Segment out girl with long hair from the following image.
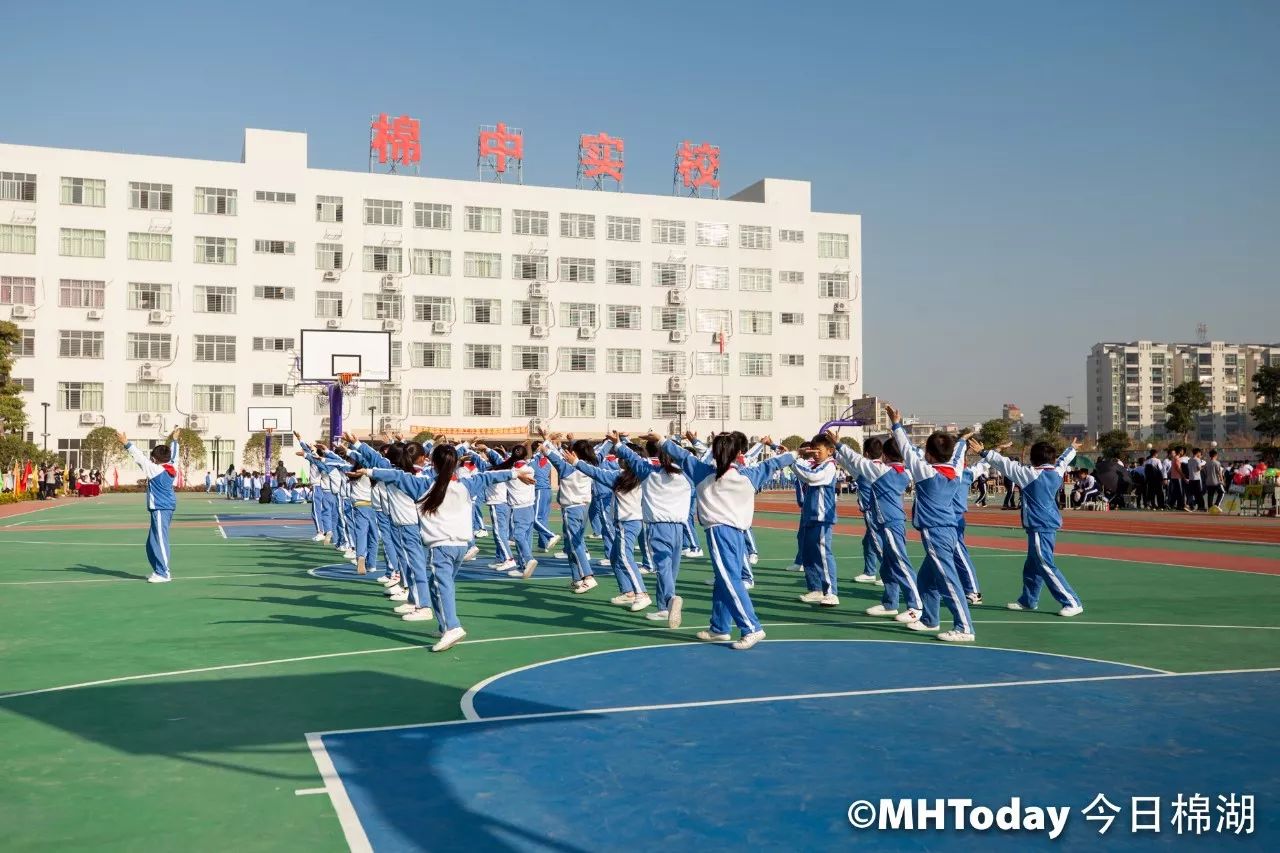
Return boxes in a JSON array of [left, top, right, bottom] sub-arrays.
[[538, 432, 597, 592], [564, 437, 650, 611], [496, 443, 539, 579]]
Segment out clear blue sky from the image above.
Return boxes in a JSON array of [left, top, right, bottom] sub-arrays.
[[4, 0, 1277, 425]]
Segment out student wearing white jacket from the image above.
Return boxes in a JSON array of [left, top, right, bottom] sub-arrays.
[[498, 444, 539, 579], [539, 433, 597, 592], [569, 439, 650, 612]]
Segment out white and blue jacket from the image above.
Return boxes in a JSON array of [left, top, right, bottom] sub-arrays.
[[126, 439, 179, 511], [662, 439, 795, 531], [790, 458, 838, 525], [982, 447, 1077, 532], [612, 441, 692, 524], [892, 423, 965, 530]]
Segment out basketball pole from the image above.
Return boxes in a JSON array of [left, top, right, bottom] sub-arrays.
[[328, 382, 344, 446], [264, 428, 273, 485]]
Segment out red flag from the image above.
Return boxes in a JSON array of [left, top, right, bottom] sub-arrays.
[[718, 330, 725, 354]]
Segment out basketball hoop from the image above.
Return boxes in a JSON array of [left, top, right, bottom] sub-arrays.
[[337, 372, 360, 394]]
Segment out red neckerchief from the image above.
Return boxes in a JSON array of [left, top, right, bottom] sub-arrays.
[[162, 464, 176, 477], [606, 454, 617, 462], [462, 460, 476, 470], [932, 464, 958, 481], [538, 457, 549, 468], [889, 463, 906, 473], [514, 460, 526, 469]]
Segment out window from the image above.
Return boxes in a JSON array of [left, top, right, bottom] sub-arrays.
[[128, 231, 172, 261], [362, 293, 403, 320], [652, 350, 687, 375], [59, 279, 105, 309], [464, 252, 500, 278], [818, 232, 849, 258], [411, 342, 451, 368], [414, 202, 451, 229], [652, 219, 686, 244], [465, 298, 500, 325], [779, 229, 804, 243], [194, 286, 236, 314], [1, 171, 37, 202], [696, 308, 730, 333], [0, 275, 36, 305], [62, 177, 106, 207], [512, 300, 549, 326], [254, 239, 295, 255], [252, 336, 295, 352], [740, 353, 773, 377], [58, 381, 104, 411], [465, 390, 500, 417], [652, 262, 686, 288], [124, 333, 171, 358], [410, 389, 451, 417], [606, 304, 641, 330], [129, 181, 172, 211], [465, 344, 501, 370], [126, 383, 171, 412], [740, 396, 772, 421], [780, 312, 804, 326], [364, 198, 402, 226], [819, 314, 849, 339], [59, 228, 106, 258], [780, 270, 804, 285], [559, 257, 595, 283], [742, 306, 768, 333], [194, 335, 237, 362], [255, 190, 296, 204], [652, 307, 687, 332], [14, 328, 34, 357], [315, 242, 344, 270], [558, 392, 596, 419], [695, 222, 729, 247], [193, 385, 236, 414], [560, 213, 596, 239], [559, 347, 596, 372], [820, 395, 850, 422], [254, 285, 295, 301], [653, 394, 684, 419], [780, 394, 804, 407], [0, 224, 36, 254], [58, 330, 104, 359], [251, 383, 293, 398], [694, 395, 729, 421], [512, 391, 547, 418], [411, 248, 451, 276], [818, 272, 850, 298], [560, 302, 597, 328], [739, 225, 771, 250], [390, 342, 404, 370], [606, 216, 640, 242], [739, 267, 772, 292], [315, 195, 343, 223], [513, 209, 548, 236], [607, 393, 641, 419], [375, 383, 403, 417], [694, 265, 728, 290], [606, 348, 641, 374], [195, 236, 236, 264], [464, 206, 501, 233], [696, 352, 729, 376], [413, 296, 452, 323], [606, 259, 639, 285], [781, 353, 805, 367], [196, 186, 237, 215], [819, 355, 850, 380], [512, 345, 548, 371], [363, 245, 403, 273], [513, 254, 548, 281]]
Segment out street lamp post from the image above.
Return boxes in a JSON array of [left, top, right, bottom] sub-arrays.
[[41, 402, 49, 451], [368, 406, 376, 437]]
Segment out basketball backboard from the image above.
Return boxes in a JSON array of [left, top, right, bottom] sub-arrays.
[[299, 329, 392, 382], [247, 406, 294, 432]]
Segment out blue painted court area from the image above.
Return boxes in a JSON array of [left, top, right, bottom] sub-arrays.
[[313, 642, 1278, 851], [216, 515, 316, 540]]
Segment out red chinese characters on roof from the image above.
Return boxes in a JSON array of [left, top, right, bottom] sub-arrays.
[[370, 113, 421, 165], [579, 132, 624, 183], [478, 123, 524, 174], [675, 140, 720, 191]]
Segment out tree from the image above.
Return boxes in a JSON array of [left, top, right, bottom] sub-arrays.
[[0, 320, 28, 435], [81, 426, 128, 470], [1097, 429, 1132, 459], [780, 435, 805, 450], [0, 435, 55, 469], [410, 430, 436, 445], [838, 436, 861, 453], [172, 427, 207, 479], [1164, 381, 1209, 442], [243, 433, 267, 470], [1039, 404, 1068, 436], [1250, 365, 1280, 443], [979, 418, 1011, 448]]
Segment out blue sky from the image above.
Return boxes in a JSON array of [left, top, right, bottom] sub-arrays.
[[3, 0, 1277, 425]]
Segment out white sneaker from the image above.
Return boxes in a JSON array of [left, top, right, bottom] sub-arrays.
[[668, 595, 684, 629], [393, 602, 417, 614], [865, 604, 898, 617], [1058, 605, 1084, 617], [343, 549, 357, 559], [853, 573, 879, 584], [146, 572, 171, 584], [744, 580, 755, 590], [432, 626, 466, 652], [629, 594, 652, 612], [686, 549, 704, 558], [784, 563, 804, 573], [637, 565, 653, 574], [1006, 602, 1028, 611], [819, 594, 840, 607], [748, 553, 759, 566], [474, 529, 489, 538], [388, 589, 409, 602], [311, 533, 326, 542], [646, 610, 670, 622], [894, 608, 922, 623], [462, 546, 480, 562], [554, 551, 569, 559], [799, 590, 825, 604], [521, 559, 537, 579], [378, 574, 398, 586], [696, 630, 731, 642], [573, 576, 598, 594], [348, 557, 358, 565], [905, 620, 939, 632], [937, 630, 976, 642], [681, 548, 695, 557], [384, 583, 404, 597], [587, 534, 603, 540], [489, 560, 517, 571], [543, 534, 561, 552], [610, 593, 636, 606], [966, 592, 983, 605], [732, 630, 766, 650], [595, 559, 611, 567], [402, 607, 434, 622]]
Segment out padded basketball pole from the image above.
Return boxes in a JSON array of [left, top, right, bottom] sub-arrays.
[[264, 432, 273, 480], [328, 382, 344, 445]]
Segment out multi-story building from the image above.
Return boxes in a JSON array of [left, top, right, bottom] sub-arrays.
[[0, 129, 862, 469], [1086, 341, 1280, 443]]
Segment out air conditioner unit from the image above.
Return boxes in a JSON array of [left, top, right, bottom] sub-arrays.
[[666, 289, 685, 305], [832, 300, 850, 313], [431, 320, 448, 335], [833, 383, 851, 396], [528, 372, 547, 390], [668, 376, 686, 393], [147, 309, 166, 324], [10, 305, 32, 319], [325, 318, 342, 329], [528, 282, 548, 299], [322, 270, 338, 281], [380, 274, 400, 292], [668, 330, 687, 344], [577, 326, 595, 340], [714, 331, 727, 346], [379, 416, 395, 432], [381, 318, 400, 332], [138, 363, 159, 382], [529, 324, 548, 339], [188, 415, 209, 432], [137, 413, 158, 426], [78, 412, 99, 426], [86, 309, 103, 320]]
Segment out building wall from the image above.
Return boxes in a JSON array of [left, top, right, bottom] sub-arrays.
[[1, 129, 862, 467]]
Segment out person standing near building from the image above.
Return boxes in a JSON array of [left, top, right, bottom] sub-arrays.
[[1203, 449, 1225, 509], [1185, 448, 1205, 511], [118, 427, 180, 583], [1144, 451, 1166, 510], [1167, 448, 1186, 510]]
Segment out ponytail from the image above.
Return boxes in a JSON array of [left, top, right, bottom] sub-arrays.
[[711, 433, 739, 480], [422, 444, 457, 514], [614, 443, 644, 494]]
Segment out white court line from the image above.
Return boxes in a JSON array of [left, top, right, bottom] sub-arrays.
[[294, 787, 328, 796], [0, 572, 278, 586], [305, 734, 373, 853], [214, 514, 227, 539]]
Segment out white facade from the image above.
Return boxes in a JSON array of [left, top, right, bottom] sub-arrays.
[[1086, 340, 1280, 443], [0, 129, 862, 468]]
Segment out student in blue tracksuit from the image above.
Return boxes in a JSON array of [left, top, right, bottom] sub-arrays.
[[586, 439, 617, 565], [467, 446, 515, 570], [953, 456, 987, 604], [531, 450, 560, 552], [613, 435, 691, 628], [784, 448, 810, 573], [790, 433, 841, 606], [539, 433, 596, 591], [662, 432, 795, 650], [889, 405, 975, 642], [975, 435, 1084, 616], [570, 441, 650, 612], [852, 437, 884, 584], [496, 444, 540, 579], [119, 427, 180, 583], [341, 446, 378, 576]]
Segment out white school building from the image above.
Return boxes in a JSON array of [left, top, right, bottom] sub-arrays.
[[1, 128, 862, 469]]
